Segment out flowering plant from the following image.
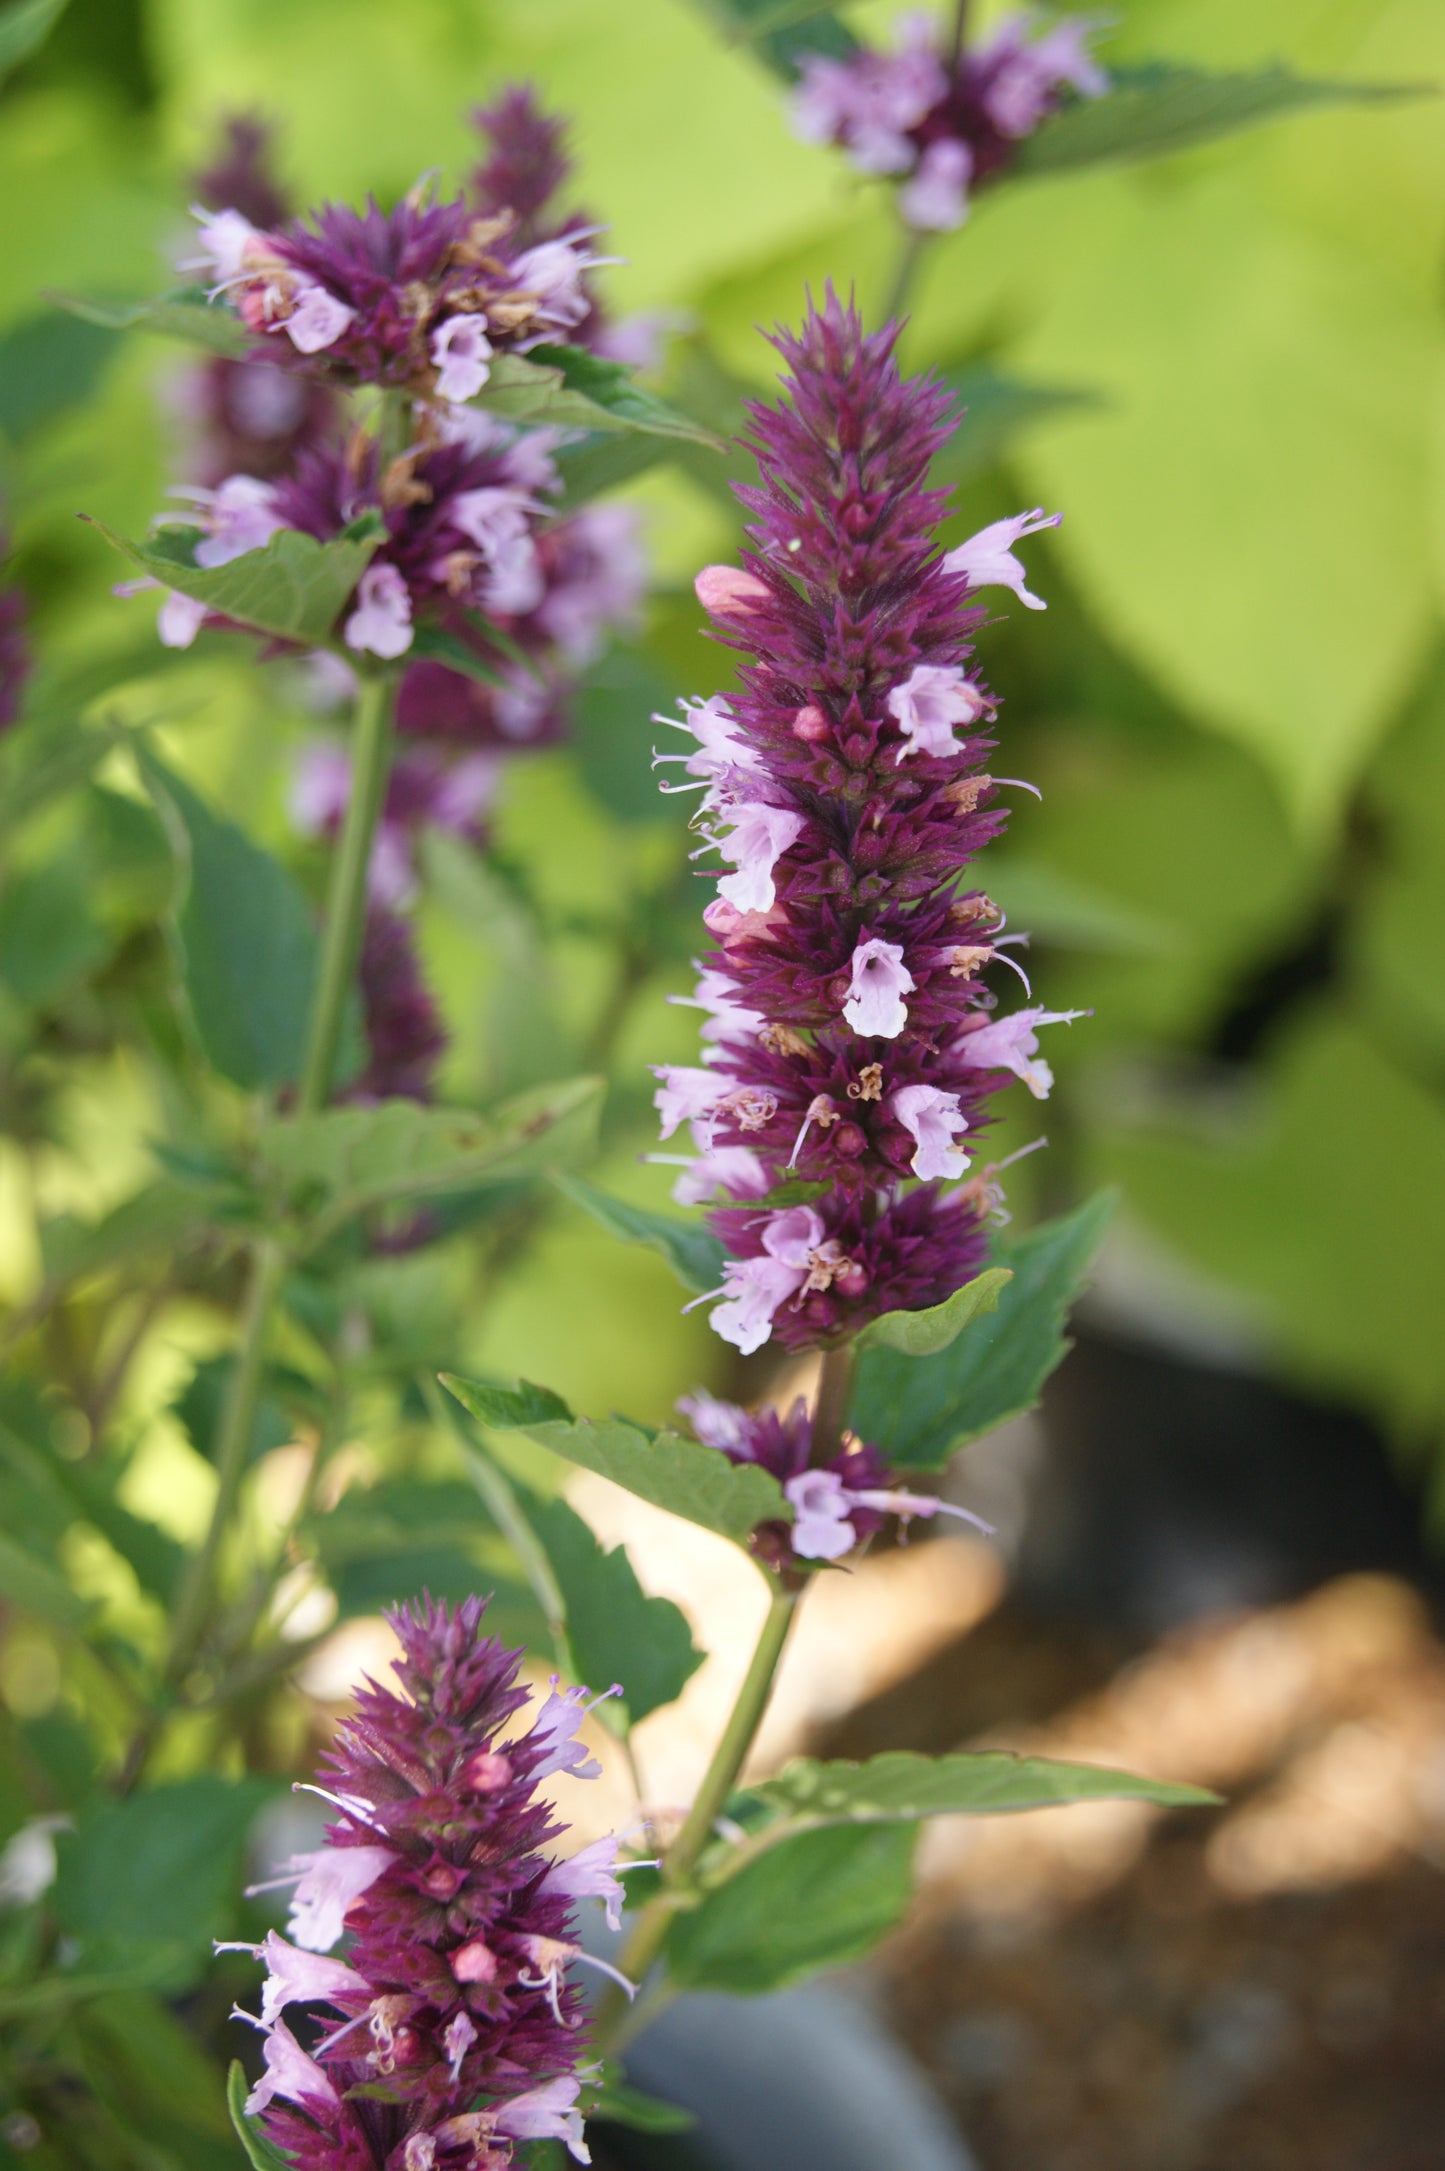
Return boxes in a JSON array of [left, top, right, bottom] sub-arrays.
[[0, 9, 1411, 2168]]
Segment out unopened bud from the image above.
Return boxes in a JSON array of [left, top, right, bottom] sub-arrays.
[[695, 564, 769, 616], [452, 1940, 499, 1984], [833, 1122, 867, 1159], [793, 703, 830, 743], [836, 1261, 870, 1297], [461, 1749, 511, 1792], [421, 1859, 465, 1900]]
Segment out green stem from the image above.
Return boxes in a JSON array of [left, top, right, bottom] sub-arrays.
[[811, 1342, 856, 1463], [947, 0, 969, 71], [593, 1585, 797, 2051], [884, 226, 931, 324], [422, 1374, 570, 1663], [298, 668, 396, 1113]]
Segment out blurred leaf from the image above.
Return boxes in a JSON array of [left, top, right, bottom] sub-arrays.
[[1016, 62, 1424, 178], [77, 1994, 233, 2146], [441, 1376, 787, 1546], [987, 855, 1175, 957], [84, 513, 384, 646], [139, 752, 325, 1092], [51, 285, 252, 359], [554, 1174, 726, 1294], [0, 850, 111, 1007], [932, 365, 1101, 487], [555, 431, 674, 511], [0, 0, 67, 81], [173, 1356, 296, 1469], [854, 1267, 1012, 1355], [51, 1777, 272, 1991], [407, 624, 507, 686], [481, 347, 724, 447], [667, 1823, 915, 1993], [748, 1749, 1217, 1839], [0, 1532, 91, 1628], [227, 2064, 292, 2171], [257, 1077, 602, 1246], [592, 2077, 695, 2133], [37, 1182, 204, 1287], [688, 0, 856, 74], [531, 1493, 702, 1727], [0, 310, 114, 441], [850, 1194, 1114, 1469], [572, 643, 684, 823]]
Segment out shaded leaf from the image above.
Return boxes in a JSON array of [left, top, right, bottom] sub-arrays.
[[0, 0, 66, 80], [139, 751, 325, 1092], [0, 309, 115, 441], [555, 431, 674, 511], [52, 284, 253, 359], [667, 1823, 915, 1993], [531, 1494, 702, 1727], [480, 348, 723, 447], [173, 1356, 297, 1469], [571, 643, 684, 824], [84, 512, 384, 646], [0, 850, 112, 1007], [227, 2063, 293, 2171], [592, 2078, 695, 2134], [849, 1194, 1115, 1468], [1016, 62, 1424, 178], [441, 1375, 787, 1546], [932, 364, 1101, 487], [689, 0, 856, 75], [408, 623, 507, 686], [0, 1531, 91, 1628], [854, 1267, 1012, 1355], [554, 1173, 726, 1294], [749, 1748, 1218, 1838], [443, 1378, 572, 1428], [37, 1181, 206, 1287]]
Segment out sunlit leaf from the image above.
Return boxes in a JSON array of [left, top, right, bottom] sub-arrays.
[[480, 347, 723, 447], [853, 1267, 1012, 1355], [84, 512, 384, 646], [531, 1493, 702, 1727], [667, 1823, 916, 1993], [748, 1748, 1218, 1837], [51, 284, 252, 359]]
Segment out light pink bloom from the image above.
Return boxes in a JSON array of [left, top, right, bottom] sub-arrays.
[[715, 801, 806, 912], [708, 1255, 808, 1356], [892, 1083, 971, 1180], [247, 1842, 393, 1954], [652, 1064, 727, 1141], [954, 1004, 1084, 1098], [539, 1834, 629, 1932], [843, 936, 915, 1038], [344, 562, 413, 658], [441, 2010, 477, 2084], [887, 662, 989, 761], [668, 1141, 770, 1206], [284, 283, 355, 354], [157, 590, 207, 648], [448, 484, 543, 615], [191, 475, 283, 567], [677, 1389, 752, 1453], [496, 2074, 590, 2162], [694, 565, 770, 617], [526, 1677, 617, 1780], [250, 1931, 365, 2026], [536, 504, 647, 663], [242, 2015, 341, 2117], [943, 508, 1061, 610], [676, 963, 766, 1043], [900, 138, 974, 231], [513, 236, 598, 335], [187, 205, 258, 283], [785, 1469, 858, 1560], [654, 694, 761, 796], [980, 13, 1110, 138], [592, 309, 680, 371], [791, 25, 945, 173], [431, 312, 493, 402]]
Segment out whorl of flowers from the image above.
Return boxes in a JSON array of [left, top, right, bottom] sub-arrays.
[[651, 294, 1082, 1356], [232, 1596, 637, 2169], [792, 8, 1109, 231]]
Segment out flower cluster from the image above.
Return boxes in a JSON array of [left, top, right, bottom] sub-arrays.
[[233, 1595, 639, 2169], [680, 1389, 987, 1571], [792, 8, 1109, 231], [651, 295, 1082, 1356]]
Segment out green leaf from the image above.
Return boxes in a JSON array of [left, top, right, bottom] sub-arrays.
[[0, 1531, 92, 1628], [0, 309, 115, 441], [667, 1823, 916, 1993], [854, 1267, 1012, 1355], [257, 1077, 602, 1246], [139, 751, 327, 1093], [592, 2077, 696, 2134], [443, 1377, 573, 1428], [554, 1174, 726, 1295], [173, 1355, 297, 1468], [1016, 62, 1425, 178], [689, 0, 856, 75], [37, 1181, 205, 1287], [51, 285, 253, 359], [850, 1194, 1114, 1470], [83, 512, 384, 646], [227, 2062, 294, 2171], [440, 1376, 787, 1546], [932, 364, 1101, 487], [555, 431, 675, 511], [531, 1494, 702, 1727], [407, 623, 508, 686], [749, 1749, 1219, 1837], [51, 1777, 273, 1992], [480, 348, 723, 447], [0, 850, 112, 1007], [0, 0, 67, 81], [571, 643, 685, 824]]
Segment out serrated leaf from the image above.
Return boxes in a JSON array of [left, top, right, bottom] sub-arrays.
[[854, 1267, 1012, 1355], [1016, 61, 1423, 178], [84, 512, 384, 646], [480, 348, 723, 448], [257, 1078, 602, 1246], [849, 1193, 1114, 1469], [0, 0, 67, 81], [750, 1749, 1219, 1836], [554, 1174, 726, 1295], [139, 751, 327, 1092], [227, 2063, 294, 2171], [531, 1494, 702, 1728], [52, 285, 253, 359], [441, 1375, 787, 1546], [667, 1822, 916, 1994]]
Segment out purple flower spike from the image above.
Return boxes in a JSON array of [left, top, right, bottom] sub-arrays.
[[235, 1596, 628, 2168], [652, 294, 1083, 1356], [792, 8, 1110, 230]]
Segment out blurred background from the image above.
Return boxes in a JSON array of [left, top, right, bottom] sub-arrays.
[[2, 1, 1444, 2166]]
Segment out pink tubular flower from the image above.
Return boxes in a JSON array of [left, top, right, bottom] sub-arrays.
[[495, 2074, 590, 2161], [344, 561, 414, 657], [888, 661, 990, 762], [900, 137, 974, 231], [942, 508, 1062, 610], [247, 1841, 393, 1953], [714, 800, 806, 912], [954, 1004, 1085, 1098], [843, 936, 915, 1038], [430, 311, 493, 402], [892, 1082, 970, 1180]]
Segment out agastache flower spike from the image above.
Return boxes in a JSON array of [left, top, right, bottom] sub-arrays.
[[650, 293, 1080, 1359], [790, 8, 1110, 231], [235, 1595, 632, 2168]]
